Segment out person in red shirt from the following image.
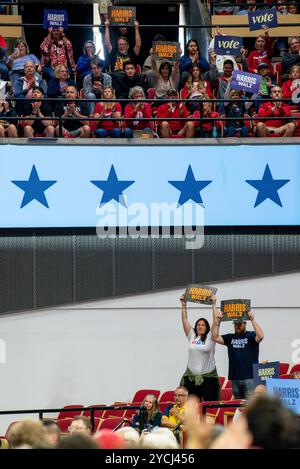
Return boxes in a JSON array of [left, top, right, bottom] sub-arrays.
[[93, 86, 122, 138], [247, 27, 273, 74], [282, 65, 300, 105], [181, 64, 212, 100], [191, 97, 221, 137], [256, 86, 296, 137], [123, 86, 152, 138], [156, 89, 194, 138]]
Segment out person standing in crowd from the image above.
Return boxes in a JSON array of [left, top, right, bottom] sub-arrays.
[[211, 299, 264, 399], [104, 18, 141, 72], [247, 27, 273, 74], [132, 394, 162, 433], [281, 37, 300, 82], [161, 386, 188, 432], [180, 39, 210, 88], [147, 48, 180, 100], [40, 27, 76, 80], [179, 294, 220, 401]]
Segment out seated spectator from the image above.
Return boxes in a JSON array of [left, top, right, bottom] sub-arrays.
[[123, 86, 153, 138], [247, 28, 273, 74], [256, 85, 296, 137], [105, 19, 141, 72], [208, 26, 239, 73], [6, 40, 41, 85], [111, 60, 147, 108], [132, 394, 162, 433], [0, 99, 18, 137], [54, 84, 90, 138], [68, 416, 92, 436], [255, 62, 276, 112], [213, 0, 240, 15], [288, 1, 298, 14], [83, 58, 111, 115], [181, 64, 213, 102], [42, 420, 61, 448], [147, 49, 180, 99], [47, 65, 76, 110], [276, 0, 288, 15], [282, 65, 300, 105], [208, 56, 234, 112], [224, 89, 251, 137], [40, 27, 76, 80], [13, 61, 47, 115], [93, 86, 122, 138], [236, 0, 258, 15], [156, 89, 194, 138], [191, 98, 221, 138], [76, 40, 103, 83], [20, 86, 54, 138], [161, 386, 188, 431], [180, 39, 210, 87], [7, 420, 48, 449], [0, 33, 8, 80], [281, 37, 300, 82]]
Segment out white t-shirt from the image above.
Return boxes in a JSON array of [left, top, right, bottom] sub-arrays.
[[187, 329, 216, 376]]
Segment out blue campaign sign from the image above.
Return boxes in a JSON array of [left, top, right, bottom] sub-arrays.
[[0, 144, 299, 228], [43, 9, 68, 29], [248, 8, 278, 31], [266, 379, 300, 414], [214, 35, 243, 56], [253, 362, 280, 387], [231, 70, 262, 94]]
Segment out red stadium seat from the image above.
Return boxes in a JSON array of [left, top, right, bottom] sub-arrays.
[[82, 405, 107, 419], [215, 400, 243, 426], [225, 380, 232, 388], [274, 62, 282, 86], [280, 373, 293, 379], [199, 400, 220, 419], [219, 376, 226, 388], [221, 387, 233, 401], [99, 417, 129, 431], [57, 405, 84, 420], [131, 389, 160, 403], [290, 364, 300, 374], [103, 408, 126, 419], [279, 363, 290, 375], [159, 390, 174, 403]]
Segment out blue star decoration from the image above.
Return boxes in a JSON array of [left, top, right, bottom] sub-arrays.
[[12, 165, 57, 209], [168, 165, 212, 206], [246, 164, 290, 208], [91, 165, 135, 207]]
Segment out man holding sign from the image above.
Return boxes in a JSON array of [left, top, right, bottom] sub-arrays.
[[212, 298, 264, 399]]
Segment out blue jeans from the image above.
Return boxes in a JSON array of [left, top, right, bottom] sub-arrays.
[[95, 128, 121, 138], [232, 379, 254, 399], [227, 126, 249, 137], [123, 128, 134, 138]]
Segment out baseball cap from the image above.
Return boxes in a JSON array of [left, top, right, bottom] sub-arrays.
[[233, 319, 246, 324], [257, 62, 269, 69], [167, 88, 178, 96]]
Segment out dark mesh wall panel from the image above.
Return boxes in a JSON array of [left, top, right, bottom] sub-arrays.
[[0, 236, 33, 313], [233, 233, 273, 278], [194, 233, 232, 283], [154, 238, 193, 289], [274, 234, 300, 273], [35, 233, 73, 308], [75, 235, 114, 301], [115, 238, 153, 295]]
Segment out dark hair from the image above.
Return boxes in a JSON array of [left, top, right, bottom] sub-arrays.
[[123, 59, 135, 70], [92, 75, 103, 84], [31, 86, 44, 95], [56, 434, 98, 449], [224, 59, 234, 68], [90, 58, 104, 69], [153, 34, 167, 42], [159, 61, 172, 77], [194, 317, 210, 342], [185, 38, 200, 56]]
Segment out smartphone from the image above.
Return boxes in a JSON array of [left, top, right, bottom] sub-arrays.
[[14, 48, 19, 56]]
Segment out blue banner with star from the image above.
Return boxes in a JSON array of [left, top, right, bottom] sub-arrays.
[[0, 144, 299, 228]]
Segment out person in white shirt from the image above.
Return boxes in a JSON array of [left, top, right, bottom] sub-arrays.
[[179, 295, 220, 401]]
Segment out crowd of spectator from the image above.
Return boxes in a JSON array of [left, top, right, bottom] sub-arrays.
[[0, 1, 300, 139]]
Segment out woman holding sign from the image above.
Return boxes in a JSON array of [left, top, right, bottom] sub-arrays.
[[179, 294, 220, 402]]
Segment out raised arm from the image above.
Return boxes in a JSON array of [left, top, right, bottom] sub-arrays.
[[180, 294, 192, 337], [248, 311, 264, 343], [104, 19, 113, 54], [133, 20, 141, 57], [211, 295, 224, 345]]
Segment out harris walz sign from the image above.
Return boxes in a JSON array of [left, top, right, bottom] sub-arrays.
[[185, 284, 217, 305], [220, 299, 250, 322], [108, 6, 136, 26]]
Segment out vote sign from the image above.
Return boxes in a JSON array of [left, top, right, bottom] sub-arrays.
[[214, 35, 243, 56], [248, 8, 278, 31]]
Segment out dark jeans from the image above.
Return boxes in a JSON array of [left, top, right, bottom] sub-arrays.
[[227, 126, 249, 137], [232, 378, 254, 399], [182, 376, 220, 402]]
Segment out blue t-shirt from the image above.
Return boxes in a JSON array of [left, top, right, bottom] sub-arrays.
[[222, 331, 259, 380]]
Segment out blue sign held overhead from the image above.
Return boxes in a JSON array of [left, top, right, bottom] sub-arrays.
[[231, 70, 262, 94], [214, 35, 243, 56], [253, 361, 280, 387], [43, 9, 68, 29], [266, 378, 300, 414], [248, 7, 278, 31]]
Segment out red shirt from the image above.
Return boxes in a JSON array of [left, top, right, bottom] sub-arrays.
[[181, 80, 212, 99], [257, 101, 291, 128], [156, 102, 189, 131], [93, 102, 122, 130], [192, 110, 221, 132], [123, 103, 152, 129], [247, 37, 273, 73]]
